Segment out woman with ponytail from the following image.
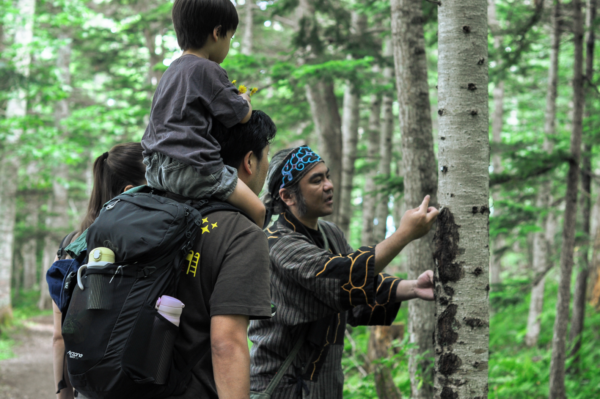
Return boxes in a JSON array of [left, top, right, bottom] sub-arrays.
[[52, 143, 146, 399]]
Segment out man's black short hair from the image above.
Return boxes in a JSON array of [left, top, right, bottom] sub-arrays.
[[172, 0, 239, 50], [212, 110, 277, 169]]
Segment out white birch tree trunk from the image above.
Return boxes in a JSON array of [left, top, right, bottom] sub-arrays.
[[242, 0, 253, 55], [374, 41, 394, 243], [361, 94, 381, 246], [548, 0, 585, 395], [391, 0, 437, 396], [525, 0, 561, 347], [0, 0, 36, 323], [39, 34, 72, 310], [434, 1, 489, 397]]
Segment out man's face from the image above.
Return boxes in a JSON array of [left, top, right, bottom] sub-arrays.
[[297, 162, 334, 218], [246, 144, 270, 195], [211, 29, 234, 64]]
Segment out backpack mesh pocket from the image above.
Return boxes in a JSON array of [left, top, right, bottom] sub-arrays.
[[123, 305, 178, 384]]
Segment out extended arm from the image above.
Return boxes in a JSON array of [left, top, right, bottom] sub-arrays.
[[394, 270, 435, 302], [239, 93, 252, 123], [211, 314, 251, 399], [374, 195, 439, 275]]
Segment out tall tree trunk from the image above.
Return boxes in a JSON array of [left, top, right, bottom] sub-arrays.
[[368, 325, 404, 399], [339, 12, 366, 237], [568, 0, 595, 367], [296, 0, 343, 224], [143, 27, 165, 88], [0, 0, 36, 324], [589, 201, 600, 307], [433, 1, 489, 398], [374, 41, 394, 243], [525, 0, 561, 347], [22, 190, 40, 290], [39, 34, 72, 310], [305, 80, 343, 224], [242, 0, 253, 55], [488, 0, 505, 286], [548, 0, 585, 396], [362, 94, 382, 246], [391, 1, 437, 396]]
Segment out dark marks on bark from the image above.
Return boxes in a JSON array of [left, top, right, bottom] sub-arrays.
[[437, 304, 459, 346], [473, 267, 483, 276], [444, 286, 455, 296], [462, 25, 471, 33], [468, 83, 477, 91], [464, 317, 488, 329], [441, 386, 459, 399], [439, 352, 462, 376], [433, 207, 462, 284]]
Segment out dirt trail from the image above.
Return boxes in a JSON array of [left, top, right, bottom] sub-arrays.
[[0, 314, 56, 399]]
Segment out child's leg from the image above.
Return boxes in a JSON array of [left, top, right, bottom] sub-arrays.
[[146, 153, 265, 227]]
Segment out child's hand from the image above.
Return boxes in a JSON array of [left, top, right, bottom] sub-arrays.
[[240, 92, 251, 103]]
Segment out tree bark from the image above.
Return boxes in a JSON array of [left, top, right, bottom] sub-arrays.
[[525, 0, 561, 348], [589, 202, 600, 307], [568, 0, 595, 366], [22, 189, 40, 290], [296, 0, 343, 224], [434, 1, 489, 398], [0, 0, 36, 324], [368, 324, 404, 399], [339, 12, 367, 237], [39, 34, 72, 310], [305, 80, 343, 224], [374, 41, 394, 243], [362, 94, 382, 246], [391, 1, 437, 396], [548, 0, 585, 396], [242, 0, 253, 55]]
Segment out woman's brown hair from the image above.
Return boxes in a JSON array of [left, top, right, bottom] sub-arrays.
[[79, 143, 146, 233]]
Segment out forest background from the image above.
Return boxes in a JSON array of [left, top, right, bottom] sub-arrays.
[[0, 0, 599, 398]]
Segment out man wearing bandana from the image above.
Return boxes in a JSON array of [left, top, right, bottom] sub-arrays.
[[249, 146, 439, 398]]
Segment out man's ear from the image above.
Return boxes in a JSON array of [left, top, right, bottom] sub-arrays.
[[242, 151, 254, 176], [279, 188, 296, 207], [212, 26, 221, 42], [123, 184, 135, 193]]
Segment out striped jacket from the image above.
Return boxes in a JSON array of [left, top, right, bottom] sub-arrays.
[[249, 211, 402, 398]]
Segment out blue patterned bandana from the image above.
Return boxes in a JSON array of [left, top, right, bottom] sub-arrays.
[[280, 146, 322, 189]]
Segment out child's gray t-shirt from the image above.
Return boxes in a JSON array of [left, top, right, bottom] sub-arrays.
[[142, 55, 249, 176]]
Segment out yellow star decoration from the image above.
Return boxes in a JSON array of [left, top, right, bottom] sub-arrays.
[[201, 225, 210, 234], [202, 218, 208, 224], [212, 222, 218, 229]]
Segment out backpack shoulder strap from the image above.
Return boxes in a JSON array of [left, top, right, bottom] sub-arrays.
[[57, 231, 78, 260]]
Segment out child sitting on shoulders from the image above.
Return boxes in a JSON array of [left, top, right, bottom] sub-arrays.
[[142, 0, 265, 226]]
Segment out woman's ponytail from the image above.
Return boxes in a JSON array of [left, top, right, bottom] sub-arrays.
[[79, 143, 146, 233]]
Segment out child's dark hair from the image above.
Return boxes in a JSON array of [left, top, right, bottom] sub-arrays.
[[172, 0, 239, 51], [79, 143, 146, 233]]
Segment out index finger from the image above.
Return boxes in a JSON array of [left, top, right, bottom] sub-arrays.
[[419, 195, 431, 212]]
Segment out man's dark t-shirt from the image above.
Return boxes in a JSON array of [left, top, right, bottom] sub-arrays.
[[168, 210, 271, 398], [142, 55, 250, 176]]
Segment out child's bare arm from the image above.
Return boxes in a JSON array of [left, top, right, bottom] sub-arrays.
[[227, 178, 265, 228], [239, 93, 252, 124]]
